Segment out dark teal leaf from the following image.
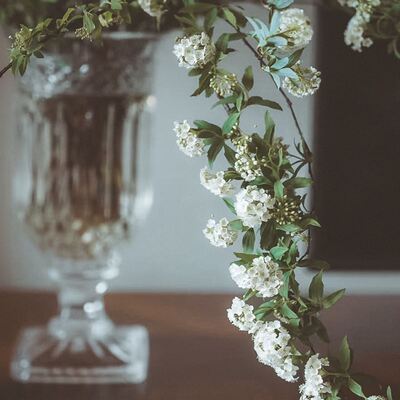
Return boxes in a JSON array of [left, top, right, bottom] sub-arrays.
[[242, 66, 254, 91], [222, 112, 240, 134], [246, 96, 282, 110], [347, 378, 365, 398], [223, 198, 236, 215], [323, 289, 346, 309], [339, 336, 352, 372], [270, 246, 288, 261], [242, 228, 255, 253], [309, 271, 324, 302]]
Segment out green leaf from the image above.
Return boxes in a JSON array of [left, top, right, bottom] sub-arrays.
[[224, 145, 237, 166], [280, 303, 300, 327], [249, 176, 272, 186], [323, 289, 346, 309], [279, 271, 291, 299], [229, 219, 244, 231], [298, 259, 330, 270], [260, 220, 276, 249], [242, 228, 255, 253], [207, 139, 224, 167], [204, 7, 218, 31], [277, 223, 301, 233], [264, 111, 275, 143], [246, 96, 282, 110], [300, 217, 321, 228], [234, 252, 259, 263], [222, 8, 237, 27], [270, 246, 288, 261], [110, 0, 123, 10], [215, 33, 230, 52], [339, 336, 352, 372], [309, 271, 324, 302], [223, 198, 236, 215], [222, 112, 240, 134], [197, 130, 215, 139], [258, 299, 277, 311], [285, 177, 312, 189], [242, 66, 254, 91], [212, 95, 237, 109], [274, 180, 284, 198], [194, 120, 221, 134], [236, 94, 243, 111], [243, 289, 256, 301], [224, 170, 242, 180], [83, 11, 96, 33], [348, 378, 365, 399]]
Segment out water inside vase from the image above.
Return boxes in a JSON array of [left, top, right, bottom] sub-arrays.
[[15, 93, 153, 261]]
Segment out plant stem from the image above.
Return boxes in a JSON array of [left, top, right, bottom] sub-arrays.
[[0, 62, 12, 79], [228, 23, 314, 180]]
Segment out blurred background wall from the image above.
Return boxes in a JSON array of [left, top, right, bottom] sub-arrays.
[[0, 3, 399, 294]]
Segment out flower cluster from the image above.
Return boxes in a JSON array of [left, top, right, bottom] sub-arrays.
[[227, 297, 258, 332], [233, 136, 263, 182], [229, 256, 284, 298], [234, 186, 275, 228], [283, 63, 321, 98], [278, 8, 313, 53], [253, 320, 299, 382], [339, 0, 381, 51], [168, 3, 389, 399], [299, 355, 331, 400], [203, 218, 238, 248], [209, 72, 238, 97], [272, 195, 302, 225], [200, 168, 234, 197], [173, 32, 216, 69], [173, 120, 204, 157], [138, 0, 167, 18]]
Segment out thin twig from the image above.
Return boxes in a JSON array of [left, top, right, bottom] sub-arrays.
[[229, 25, 314, 180], [0, 62, 12, 79]]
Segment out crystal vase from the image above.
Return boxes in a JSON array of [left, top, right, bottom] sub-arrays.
[[10, 32, 156, 384]]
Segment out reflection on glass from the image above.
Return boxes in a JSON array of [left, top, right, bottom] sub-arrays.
[[11, 33, 156, 384]]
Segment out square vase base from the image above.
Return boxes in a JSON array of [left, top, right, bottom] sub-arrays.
[[11, 326, 149, 384]]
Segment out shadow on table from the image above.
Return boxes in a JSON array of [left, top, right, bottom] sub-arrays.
[[2, 382, 148, 400]]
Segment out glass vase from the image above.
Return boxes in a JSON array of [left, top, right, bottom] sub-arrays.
[[10, 32, 156, 384]]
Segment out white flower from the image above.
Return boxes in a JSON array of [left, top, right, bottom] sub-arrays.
[[138, 0, 166, 18], [340, 0, 381, 52], [344, 12, 373, 51], [173, 32, 216, 69], [278, 8, 313, 52], [229, 263, 251, 288], [210, 72, 237, 97], [173, 120, 204, 157], [229, 256, 283, 298], [233, 136, 263, 182], [253, 320, 298, 382], [283, 63, 321, 97], [367, 397, 386, 400], [227, 297, 258, 332], [203, 218, 238, 248], [234, 186, 275, 228], [299, 354, 331, 400], [200, 167, 234, 197]]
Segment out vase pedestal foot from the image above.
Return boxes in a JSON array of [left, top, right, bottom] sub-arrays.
[[11, 325, 149, 384]]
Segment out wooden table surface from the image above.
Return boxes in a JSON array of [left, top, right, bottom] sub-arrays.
[[0, 291, 399, 399]]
